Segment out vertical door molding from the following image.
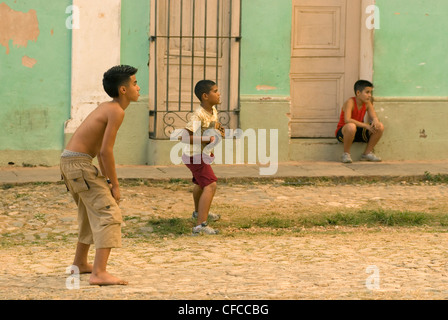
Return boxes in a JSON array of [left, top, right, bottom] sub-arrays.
[[359, 0, 375, 81]]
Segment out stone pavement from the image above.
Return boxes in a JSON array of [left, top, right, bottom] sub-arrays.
[[1, 160, 448, 300], [1, 180, 448, 300], [1, 160, 448, 184]]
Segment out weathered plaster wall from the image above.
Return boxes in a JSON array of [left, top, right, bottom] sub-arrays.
[[374, 0, 448, 96], [2, 0, 446, 167], [240, 0, 291, 96], [0, 0, 71, 165], [114, 0, 150, 165], [372, 0, 448, 161], [65, 0, 122, 134], [120, 0, 149, 98], [238, 0, 292, 164], [374, 98, 448, 160]]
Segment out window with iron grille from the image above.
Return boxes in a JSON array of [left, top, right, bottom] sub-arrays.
[[149, 0, 241, 139]]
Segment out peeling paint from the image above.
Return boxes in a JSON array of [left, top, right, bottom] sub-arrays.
[[256, 85, 277, 91], [0, 3, 40, 54], [22, 55, 37, 68]]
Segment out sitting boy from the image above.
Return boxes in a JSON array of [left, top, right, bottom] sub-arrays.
[[335, 80, 384, 163]]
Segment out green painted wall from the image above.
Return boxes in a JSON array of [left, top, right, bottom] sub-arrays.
[[370, 1, 448, 162], [374, 100, 448, 160], [3, 0, 447, 167], [116, 0, 151, 165], [0, 0, 72, 152], [240, 0, 291, 96], [120, 0, 150, 97], [374, 0, 448, 96]]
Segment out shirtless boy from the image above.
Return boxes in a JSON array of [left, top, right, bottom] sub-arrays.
[[60, 65, 140, 285]]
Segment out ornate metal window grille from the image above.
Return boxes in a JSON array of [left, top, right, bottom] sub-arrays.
[[149, 0, 241, 139]]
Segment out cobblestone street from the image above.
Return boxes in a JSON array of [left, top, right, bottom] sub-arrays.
[[1, 179, 448, 299]]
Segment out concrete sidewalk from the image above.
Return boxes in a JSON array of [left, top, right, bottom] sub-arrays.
[[1, 160, 447, 184]]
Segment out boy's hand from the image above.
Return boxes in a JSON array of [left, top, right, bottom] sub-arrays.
[[111, 185, 121, 204], [367, 124, 378, 134], [215, 122, 226, 138], [369, 119, 380, 133]]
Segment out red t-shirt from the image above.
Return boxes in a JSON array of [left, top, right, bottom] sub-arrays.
[[335, 97, 366, 136]]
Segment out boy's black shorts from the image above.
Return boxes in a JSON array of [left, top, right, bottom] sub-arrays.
[[336, 126, 370, 143]]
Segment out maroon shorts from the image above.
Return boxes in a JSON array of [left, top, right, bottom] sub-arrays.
[[182, 153, 217, 189]]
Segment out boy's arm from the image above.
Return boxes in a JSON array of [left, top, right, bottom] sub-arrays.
[[366, 101, 380, 129], [97, 153, 107, 179], [99, 106, 125, 202]]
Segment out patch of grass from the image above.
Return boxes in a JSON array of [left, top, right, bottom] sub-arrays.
[[31, 182, 52, 186], [168, 178, 189, 184], [1, 184, 14, 190], [215, 208, 444, 235], [34, 213, 47, 222], [254, 216, 295, 229], [424, 171, 448, 184], [15, 193, 30, 199], [22, 163, 36, 168], [233, 215, 295, 229], [145, 218, 192, 236], [438, 215, 448, 227], [123, 215, 143, 223], [322, 209, 429, 227]]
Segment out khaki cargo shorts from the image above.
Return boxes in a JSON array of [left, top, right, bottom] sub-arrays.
[[60, 156, 122, 249]]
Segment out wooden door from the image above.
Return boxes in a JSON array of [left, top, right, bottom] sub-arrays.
[[290, 0, 361, 137]]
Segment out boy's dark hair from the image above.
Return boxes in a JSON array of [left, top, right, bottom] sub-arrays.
[[103, 65, 138, 98], [354, 80, 373, 94], [194, 80, 216, 101]]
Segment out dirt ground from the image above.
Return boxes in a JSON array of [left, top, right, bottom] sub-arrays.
[[0, 180, 447, 300]]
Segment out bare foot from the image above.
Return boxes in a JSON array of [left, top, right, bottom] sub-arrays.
[[89, 271, 128, 286], [74, 263, 93, 274]]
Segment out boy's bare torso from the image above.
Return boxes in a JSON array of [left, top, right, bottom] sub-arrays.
[[65, 101, 124, 158]]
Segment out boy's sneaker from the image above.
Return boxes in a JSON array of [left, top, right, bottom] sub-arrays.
[[360, 152, 382, 162], [192, 222, 219, 235], [341, 152, 353, 163], [192, 211, 221, 222]]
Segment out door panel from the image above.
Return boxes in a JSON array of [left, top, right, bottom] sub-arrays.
[[290, 0, 360, 137]]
